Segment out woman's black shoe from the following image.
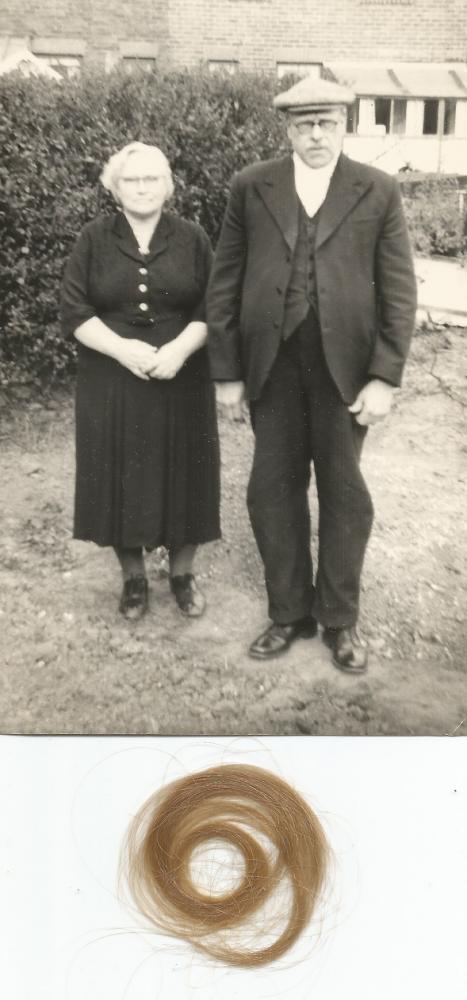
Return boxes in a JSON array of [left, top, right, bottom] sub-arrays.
[[119, 574, 148, 621], [170, 574, 206, 617]]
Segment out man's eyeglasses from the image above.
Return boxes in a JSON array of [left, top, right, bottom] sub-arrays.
[[292, 119, 340, 135]]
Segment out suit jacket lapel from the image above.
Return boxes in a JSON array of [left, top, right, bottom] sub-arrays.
[[254, 157, 299, 251], [111, 211, 172, 263], [315, 154, 373, 249]]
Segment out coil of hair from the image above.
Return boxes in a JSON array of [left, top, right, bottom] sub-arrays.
[[119, 763, 329, 967]]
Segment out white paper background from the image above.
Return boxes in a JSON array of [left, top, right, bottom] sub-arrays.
[[1, 735, 466, 1000]]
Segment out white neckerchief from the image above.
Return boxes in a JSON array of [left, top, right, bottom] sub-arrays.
[[292, 151, 339, 218]]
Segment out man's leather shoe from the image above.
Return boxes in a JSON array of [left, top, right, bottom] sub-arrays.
[[119, 574, 148, 621], [249, 617, 317, 660], [170, 573, 206, 617], [322, 626, 368, 674]]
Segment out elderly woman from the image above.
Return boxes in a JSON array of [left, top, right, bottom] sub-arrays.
[[61, 142, 220, 620]]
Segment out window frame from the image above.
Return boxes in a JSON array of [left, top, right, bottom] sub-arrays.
[[276, 62, 322, 80], [350, 96, 408, 136], [35, 53, 82, 79], [207, 59, 239, 76], [122, 56, 157, 74]]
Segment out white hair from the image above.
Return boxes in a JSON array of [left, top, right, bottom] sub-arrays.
[[100, 142, 174, 202]]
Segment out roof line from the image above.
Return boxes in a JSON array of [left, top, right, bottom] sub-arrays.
[[387, 67, 410, 96], [449, 69, 467, 95]]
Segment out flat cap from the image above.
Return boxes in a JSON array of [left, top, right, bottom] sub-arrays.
[[274, 75, 355, 113]]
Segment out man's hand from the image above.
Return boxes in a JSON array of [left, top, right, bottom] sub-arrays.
[[215, 381, 247, 422], [147, 341, 187, 380], [348, 379, 395, 426]]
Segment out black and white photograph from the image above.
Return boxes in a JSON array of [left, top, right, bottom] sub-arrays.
[[1, 2, 466, 735]]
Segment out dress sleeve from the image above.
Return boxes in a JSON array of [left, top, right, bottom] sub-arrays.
[[60, 225, 97, 338], [190, 226, 214, 324]]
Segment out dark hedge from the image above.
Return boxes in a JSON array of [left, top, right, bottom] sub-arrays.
[[399, 174, 465, 258], [0, 68, 465, 386], [0, 68, 285, 386]]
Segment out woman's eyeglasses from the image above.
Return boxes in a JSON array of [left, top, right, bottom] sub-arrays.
[[120, 176, 163, 186]]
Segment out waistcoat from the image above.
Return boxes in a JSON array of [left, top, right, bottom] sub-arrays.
[[282, 204, 320, 341]]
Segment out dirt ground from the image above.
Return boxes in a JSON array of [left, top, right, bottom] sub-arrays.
[[0, 327, 466, 736]]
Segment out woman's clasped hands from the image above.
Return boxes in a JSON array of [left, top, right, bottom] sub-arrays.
[[116, 338, 187, 381], [116, 339, 158, 380], [147, 339, 187, 380]]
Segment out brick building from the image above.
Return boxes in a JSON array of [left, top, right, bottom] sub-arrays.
[[0, 0, 170, 75], [169, 0, 467, 73], [1, 0, 466, 76], [1, 0, 467, 171]]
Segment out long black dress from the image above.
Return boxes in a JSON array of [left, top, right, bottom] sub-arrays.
[[61, 210, 221, 553]]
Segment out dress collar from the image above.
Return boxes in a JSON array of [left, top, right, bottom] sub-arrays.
[[111, 211, 172, 263]]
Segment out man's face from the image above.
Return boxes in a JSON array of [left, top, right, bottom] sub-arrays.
[[287, 108, 346, 168]]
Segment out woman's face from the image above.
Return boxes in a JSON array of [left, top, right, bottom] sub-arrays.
[[116, 151, 169, 218]]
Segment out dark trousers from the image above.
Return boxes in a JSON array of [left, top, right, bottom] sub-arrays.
[[247, 314, 374, 628]]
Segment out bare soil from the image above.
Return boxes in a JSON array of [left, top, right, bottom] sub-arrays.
[[0, 327, 466, 736]]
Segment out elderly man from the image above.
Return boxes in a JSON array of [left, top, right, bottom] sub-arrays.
[[207, 76, 417, 673]]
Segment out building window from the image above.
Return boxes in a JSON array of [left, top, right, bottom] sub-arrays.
[[123, 57, 156, 74], [277, 62, 321, 80], [392, 99, 407, 134], [356, 97, 407, 136], [423, 99, 439, 135], [208, 60, 238, 75], [346, 101, 359, 134], [374, 98, 407, 134], [374, 98, 391, 132], [36, 54, 82, 79], [118, 42, 158, 70], [443, 99, 457, 136]]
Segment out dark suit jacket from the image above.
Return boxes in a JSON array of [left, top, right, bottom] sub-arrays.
[[207, 153, 417, 403]]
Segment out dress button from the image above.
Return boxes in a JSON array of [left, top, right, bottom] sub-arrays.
[[149, 318, 155, 324], [139, 267, 148, 276], [138, 302, 149, 312], [138, 283, 148, 293]]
